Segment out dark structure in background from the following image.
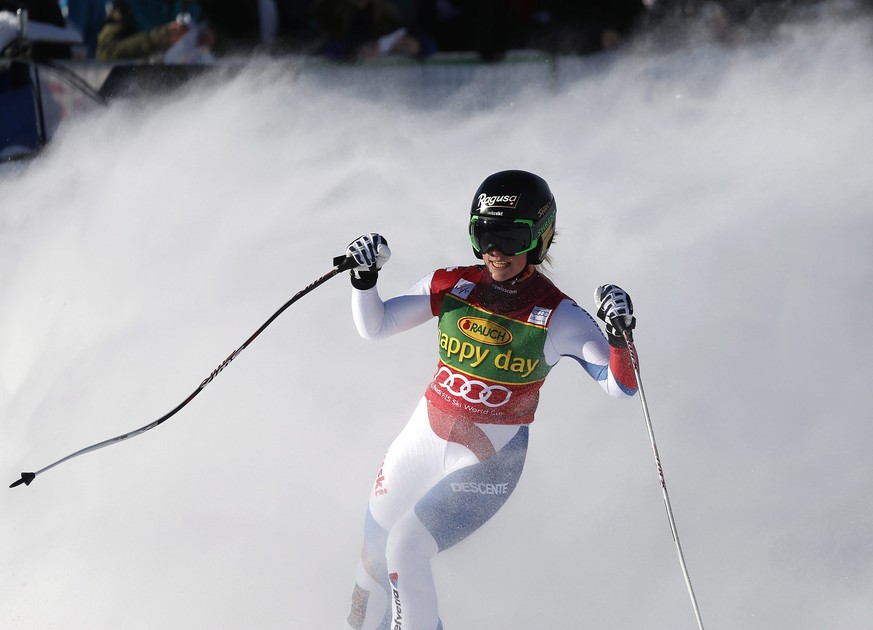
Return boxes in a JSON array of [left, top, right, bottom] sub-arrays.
[[1, 0, 71, 57]]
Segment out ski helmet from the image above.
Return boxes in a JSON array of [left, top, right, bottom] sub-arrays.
[[469, 170, 557, 265]]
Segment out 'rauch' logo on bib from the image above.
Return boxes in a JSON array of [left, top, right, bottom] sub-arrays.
[[457, 317, 512, 346]]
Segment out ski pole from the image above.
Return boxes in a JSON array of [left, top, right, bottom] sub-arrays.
[[10, 256, 357, 489], [624, 331, 705, 630]]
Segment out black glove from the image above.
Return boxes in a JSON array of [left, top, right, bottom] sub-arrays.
[[345, 233, 390, 290], [594, 284, 636, 347]]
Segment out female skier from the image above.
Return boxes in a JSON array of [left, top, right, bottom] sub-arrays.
[[341, 170, 638, 630]]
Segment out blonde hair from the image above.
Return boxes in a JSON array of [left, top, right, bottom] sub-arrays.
[[534, 230, 557, 275]]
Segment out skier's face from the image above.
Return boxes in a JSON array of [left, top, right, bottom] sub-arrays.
[[482, 248, 527, 282]]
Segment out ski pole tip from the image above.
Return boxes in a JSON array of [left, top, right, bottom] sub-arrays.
[[10, 472, 36, 488]]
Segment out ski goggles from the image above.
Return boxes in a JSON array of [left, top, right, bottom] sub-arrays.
[[469, 216, 540, 256]]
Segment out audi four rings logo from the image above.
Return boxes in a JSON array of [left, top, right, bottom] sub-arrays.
[[435, 366, 512, 407]]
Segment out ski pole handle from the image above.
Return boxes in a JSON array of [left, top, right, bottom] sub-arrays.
[[333, 254, 359, 272]]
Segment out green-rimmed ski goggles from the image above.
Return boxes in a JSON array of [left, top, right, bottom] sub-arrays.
[[469, 216, 541, 256]]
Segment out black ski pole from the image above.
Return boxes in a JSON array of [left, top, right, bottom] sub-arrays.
[[10, 255, 357, 489], [624, 331, 705, 630]]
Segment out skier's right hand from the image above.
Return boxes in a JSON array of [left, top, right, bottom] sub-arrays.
[[346, 233, 390, 289]]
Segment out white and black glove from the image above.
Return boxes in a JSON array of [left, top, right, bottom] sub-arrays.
[[345, 233, 390, 290], [594, 284, 636, 347]]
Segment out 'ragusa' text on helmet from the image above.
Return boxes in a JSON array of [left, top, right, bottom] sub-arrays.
[[469, 170, 557, 265]]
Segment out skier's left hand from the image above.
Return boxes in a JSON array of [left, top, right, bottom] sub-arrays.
[[594, 284, 636, 346]]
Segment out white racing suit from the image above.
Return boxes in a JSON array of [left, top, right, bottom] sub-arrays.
[[343, 266, 637, 630]]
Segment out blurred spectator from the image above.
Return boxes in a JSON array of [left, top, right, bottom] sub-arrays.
[[96, 0, 213, 61], [527, 0, 647, 55], [199, 0, 325, 56], [66, 0, 106, 57], [416, 0, 529, 61], [198, 0, 267, 54], [197, 0, 326, 56], [309, 0, 435, 62], [273, 0, 321, 53]]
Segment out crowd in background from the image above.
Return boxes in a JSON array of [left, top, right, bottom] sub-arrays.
[[2, 0, 871, 158], [4, 0, 873, 64]]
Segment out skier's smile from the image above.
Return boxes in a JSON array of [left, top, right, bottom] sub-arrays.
[[483, 248, 527, 282]]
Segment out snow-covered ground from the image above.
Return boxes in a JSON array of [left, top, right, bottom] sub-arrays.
[[2, 10, 872, 629]]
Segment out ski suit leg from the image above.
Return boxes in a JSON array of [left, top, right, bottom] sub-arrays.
[[343, 398, 528, 630], [344, 398, 449, 630]]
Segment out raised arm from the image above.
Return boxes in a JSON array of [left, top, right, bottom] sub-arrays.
[[545, 295, 638, 398], [345, 233, 435, 340]]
